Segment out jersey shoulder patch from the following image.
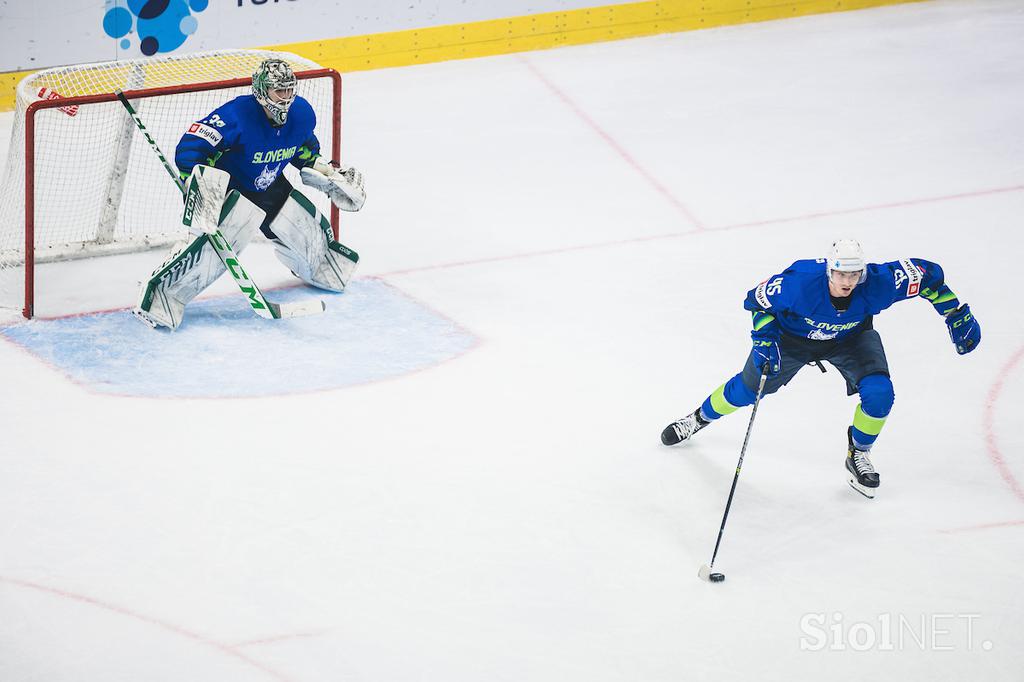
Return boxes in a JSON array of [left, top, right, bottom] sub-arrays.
[[185, 121, 223, 146], [892, 258, 922, 297], [185, 98, 249, 147], [754, 274, 785, 309]]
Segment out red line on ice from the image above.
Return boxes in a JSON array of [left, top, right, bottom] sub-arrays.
[[982, 344, 1024, 504], [377, 230, 683, 277], [939, 519, 1024, 534], [229, 630, 330, 649], [376, 183, 1024, 278], [723, 184, 1024, 230], [519, 55, 705, 230], [0, 576, 297, 681]]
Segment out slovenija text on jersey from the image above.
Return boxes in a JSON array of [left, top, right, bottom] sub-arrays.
[[803, 319, 862, 333], [252, 146, 298, 164]]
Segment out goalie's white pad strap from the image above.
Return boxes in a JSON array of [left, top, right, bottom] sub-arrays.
[[182, 165, 231, 235], [300, 165, 366, 212], [269, 190, 359, 292], [135, 191, 264, 329]]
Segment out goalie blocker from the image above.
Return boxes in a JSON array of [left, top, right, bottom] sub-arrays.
[[135, 165, 359, 330]]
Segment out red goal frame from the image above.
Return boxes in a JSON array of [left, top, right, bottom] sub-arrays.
[[21, 68, 342, 319]]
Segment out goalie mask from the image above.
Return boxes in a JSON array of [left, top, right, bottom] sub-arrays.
[[253, 59, 297, 126]]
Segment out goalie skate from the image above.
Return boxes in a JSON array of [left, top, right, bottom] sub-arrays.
[[845, 427, 880, 499]]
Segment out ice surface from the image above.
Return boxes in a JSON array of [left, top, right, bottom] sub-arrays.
[[1, 1, 1022, 680]]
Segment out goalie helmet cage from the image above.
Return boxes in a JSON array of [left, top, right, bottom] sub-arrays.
[[0, 49, 342, 319]]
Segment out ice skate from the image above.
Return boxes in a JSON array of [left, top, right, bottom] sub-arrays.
[[845, 427, 880, 498], [661, 410, 710, 446]]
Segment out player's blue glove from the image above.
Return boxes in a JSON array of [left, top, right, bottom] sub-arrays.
[[946, 304, 981, 355], [750, 328, 781, 376]]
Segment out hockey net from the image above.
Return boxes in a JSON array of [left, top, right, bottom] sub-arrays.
[[0, 49, 341, 318]]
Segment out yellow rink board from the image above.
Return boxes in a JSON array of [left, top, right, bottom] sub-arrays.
[[0, 0, 924, 111]]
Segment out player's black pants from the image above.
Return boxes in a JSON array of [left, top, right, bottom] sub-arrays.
[[742, 326, 890, 397], [236, 174, 296, 240], [699, 327, 895, 448]]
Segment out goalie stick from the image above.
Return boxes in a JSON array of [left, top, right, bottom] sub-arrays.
[[115, 89, 325, 321]]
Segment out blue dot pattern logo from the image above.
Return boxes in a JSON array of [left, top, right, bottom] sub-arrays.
[[102, 0, 209, 56]]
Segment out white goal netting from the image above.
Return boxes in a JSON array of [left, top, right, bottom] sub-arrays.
[[0, 49, 339, 317]]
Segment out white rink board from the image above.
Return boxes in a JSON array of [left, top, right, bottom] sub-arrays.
[[0, 0, 634, 71]]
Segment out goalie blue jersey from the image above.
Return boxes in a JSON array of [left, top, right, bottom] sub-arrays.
[[744, 258, 959, 341], [174, 94, 320, 195]]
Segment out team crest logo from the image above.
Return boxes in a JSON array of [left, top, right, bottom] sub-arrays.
[[255, 163, 282, 191], [808, 329, 838, 341]]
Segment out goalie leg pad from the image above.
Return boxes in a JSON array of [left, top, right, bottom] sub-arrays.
[[268, 190, 359, 292], [134, 191, 265, 329]]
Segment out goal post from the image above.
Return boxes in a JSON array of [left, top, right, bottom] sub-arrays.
[[0, 50, 342, 319]]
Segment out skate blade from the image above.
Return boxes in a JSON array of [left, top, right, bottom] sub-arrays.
[[847, 475, 877, 499]]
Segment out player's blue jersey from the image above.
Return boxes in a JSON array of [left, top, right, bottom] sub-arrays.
[[174, 94, 320, 194], [744, 258, 959, 341]]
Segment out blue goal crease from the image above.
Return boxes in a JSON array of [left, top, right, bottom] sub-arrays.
[[0, 280, 477, 399]]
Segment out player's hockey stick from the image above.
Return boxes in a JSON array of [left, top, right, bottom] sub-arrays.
[[115, 89, 325, 321], [698, 366, 770, 584]]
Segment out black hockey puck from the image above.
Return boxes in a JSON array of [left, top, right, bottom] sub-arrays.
[[709, 572, 725, 583]]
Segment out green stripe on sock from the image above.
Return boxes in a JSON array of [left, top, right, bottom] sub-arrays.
[[853, 404, 887, 436], [710, 383, 741, 416]]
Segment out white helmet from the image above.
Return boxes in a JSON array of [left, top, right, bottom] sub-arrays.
[[826, 239, 867, 283]]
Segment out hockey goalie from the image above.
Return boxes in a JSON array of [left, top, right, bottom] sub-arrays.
[[134, 58, 366, 330]]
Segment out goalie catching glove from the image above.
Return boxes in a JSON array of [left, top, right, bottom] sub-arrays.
[[300, 158, 366, 212]]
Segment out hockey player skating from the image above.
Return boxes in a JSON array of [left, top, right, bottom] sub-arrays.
[[660, 240, 981, 498], [134, 58, 366, 329]]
